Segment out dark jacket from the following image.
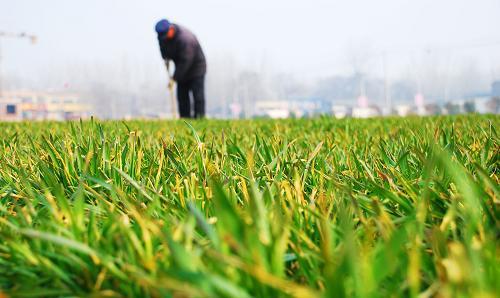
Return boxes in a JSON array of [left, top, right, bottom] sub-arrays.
[[158, 24, 206, 82]]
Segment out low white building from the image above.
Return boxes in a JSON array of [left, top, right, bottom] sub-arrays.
[[331, 105, 351, 119], [254, 100, 320, 119], [352, 106, 381, 118], [254, 101, 290, 118], [472, 96, 494, 114], [394, 105, 414, 116]]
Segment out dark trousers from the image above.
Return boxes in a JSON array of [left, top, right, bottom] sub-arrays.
[[177, 76, 205, 118]]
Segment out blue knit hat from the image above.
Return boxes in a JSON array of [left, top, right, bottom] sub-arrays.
[[155, 19, 171, 34]]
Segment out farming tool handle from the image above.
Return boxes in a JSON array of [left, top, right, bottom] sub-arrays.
[[165, 59, 178, 119]]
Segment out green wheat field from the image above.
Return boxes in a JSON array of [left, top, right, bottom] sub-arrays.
[[0, 116, 498, 297]]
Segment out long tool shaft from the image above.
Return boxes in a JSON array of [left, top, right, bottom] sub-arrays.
[[165, 60, 178, 119]]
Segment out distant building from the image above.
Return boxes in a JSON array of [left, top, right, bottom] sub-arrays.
[[492, 81, 500, 97], [490, 81, 500, 114], [254, 100, 318, 119], [471, 97, 491, 114], [443, 101, 464, 115], [291, 101, 318, 118], [424, 103, 441, 115], [381, 107, 395, 116], [352, 105, 381, 118], [254, 101, 290, 119], [0, 90, 92, 121], [485, 97, 499, 114], [394, 105, 414, 116], [331, 105, 352, 118]]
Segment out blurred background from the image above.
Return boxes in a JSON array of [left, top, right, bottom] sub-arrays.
[[1, 0, 499, 120]]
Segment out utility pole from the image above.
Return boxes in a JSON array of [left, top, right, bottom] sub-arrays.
[[0, 31, 37, 97]]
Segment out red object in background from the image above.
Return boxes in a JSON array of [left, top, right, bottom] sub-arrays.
[[414, 93, 424, 107], [357, 95, 368, 108]]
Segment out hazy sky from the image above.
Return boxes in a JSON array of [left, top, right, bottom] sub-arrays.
[[1, 0, 500, 85]]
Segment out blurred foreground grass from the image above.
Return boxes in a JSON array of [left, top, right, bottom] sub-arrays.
[[0, 115, 498, 297]]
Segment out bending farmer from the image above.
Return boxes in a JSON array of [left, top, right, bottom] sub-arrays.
[[155, 19, 207, 118]]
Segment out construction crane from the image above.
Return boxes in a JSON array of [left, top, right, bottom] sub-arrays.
[[0, 31, 37, 97]]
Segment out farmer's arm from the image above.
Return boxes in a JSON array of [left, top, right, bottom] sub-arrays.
[[158, 37, 169, 60], [173, 42, 195, 82]]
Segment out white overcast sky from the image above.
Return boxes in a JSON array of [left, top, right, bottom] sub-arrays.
[[1, 0, 500, 84]]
